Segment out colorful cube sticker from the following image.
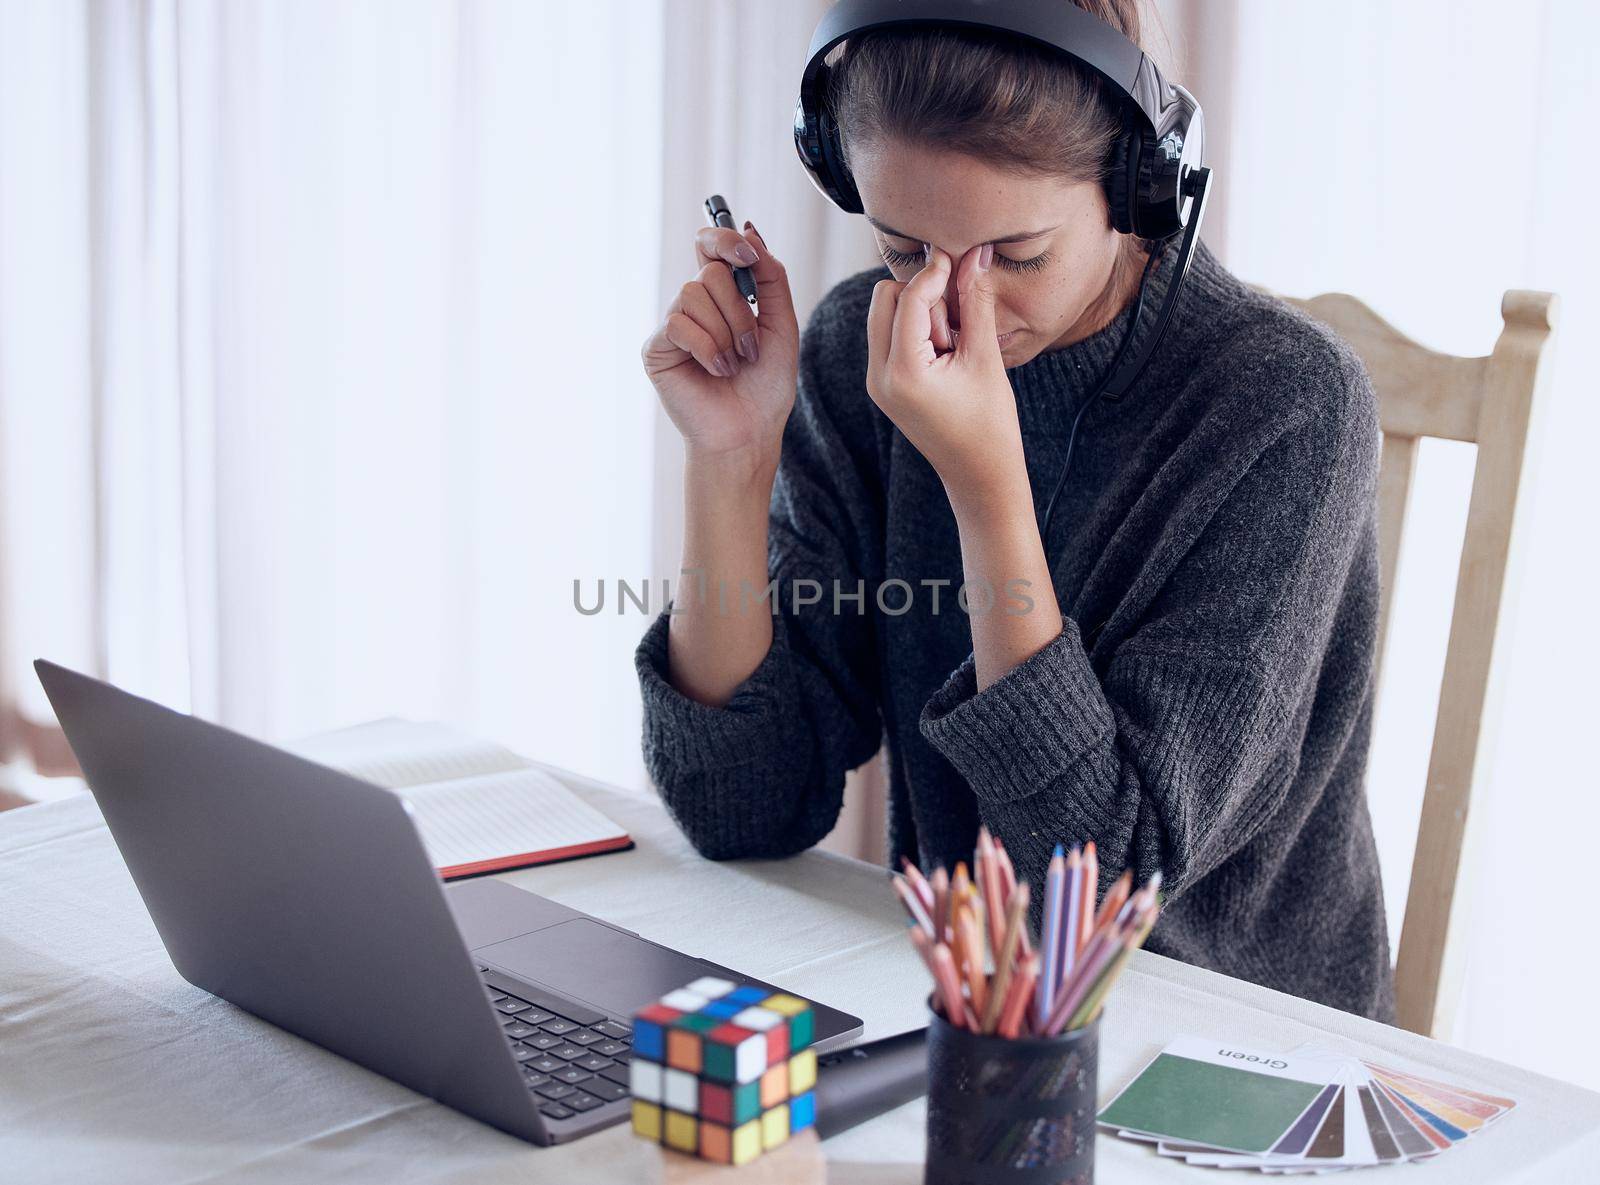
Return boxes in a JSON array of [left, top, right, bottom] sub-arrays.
[[632, 1100, 662, 1141], [629, 1059, 663, 1103], [629, 978, 817, 1164], [790, 1090, 817, 1134], [788, 1048, 817, 1095], [731, 1118, 762, 1165], [761, 1102, 791, 1150], [664, 1108, 698, 1153], [632, 1003, 681, 1062]]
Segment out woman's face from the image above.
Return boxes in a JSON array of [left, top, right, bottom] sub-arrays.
[[848, 136, 1128, 367]]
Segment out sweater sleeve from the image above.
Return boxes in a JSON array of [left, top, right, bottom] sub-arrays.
[[919, 353, 1380, 901], [634, 280, 886, 860]]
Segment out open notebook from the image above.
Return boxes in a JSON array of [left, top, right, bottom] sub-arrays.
[[284, 719, 632, 879]]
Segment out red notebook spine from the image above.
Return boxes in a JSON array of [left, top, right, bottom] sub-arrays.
[[436, 833, 634, 880]]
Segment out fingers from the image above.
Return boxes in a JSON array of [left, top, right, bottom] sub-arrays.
[[930, 297, 954, 354], [889, 245, 949, 362], [737, 220, 796, 331], [695, 222, 796, 335], [648, 212, 794, 382], [697, 260, 760, 363], [669, 279, 742, 377], [694, 225, 760, 273], [654, 310, 727, 378], [954, 242, 998, 362], [865, 277, 904, 390]]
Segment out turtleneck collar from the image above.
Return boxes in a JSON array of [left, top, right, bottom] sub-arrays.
[[1005, 236, 1231, 436]]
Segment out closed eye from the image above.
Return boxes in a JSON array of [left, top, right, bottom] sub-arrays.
[[877, 243, 1053, 275]]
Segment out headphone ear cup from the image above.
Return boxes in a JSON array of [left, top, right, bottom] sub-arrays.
[[1132, 130, 1183, 240], [817, 107, 863, 214], [794, 62, 863, 215], [1103, 122, 1138, 236]]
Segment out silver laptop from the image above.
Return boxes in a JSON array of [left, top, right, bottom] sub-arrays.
[[34, 659, 863, 1145]]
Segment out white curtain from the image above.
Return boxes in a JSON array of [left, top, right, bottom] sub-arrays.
[[1172, 0, 1600, 1087], [0, 0, 880, 805], [0, 0, 667, 790]]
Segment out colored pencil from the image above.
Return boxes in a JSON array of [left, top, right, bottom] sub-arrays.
[[966, 880, 986, 968], [1060, 847, 1084, 984], [996, 839, 1017, 905], [951, 862, 971, 938], [977, 829, 1004, 966], [1080, 841, 1098, 952], [957, 907, 988, 1018], [997, 954, 1038, 1039], [948, 899, 971, 1002], [1093, 870, 1132, 936], [1037, 845, 1066, 1028], [930, 940, 967, 1029], [980, 883, 1030, 1033], [996, 841, 1030, 956], [901, 856, 935, 912], [892, 873, 935, 937], [931, 865, 950, 941], [1119, 872, 1161, 930]]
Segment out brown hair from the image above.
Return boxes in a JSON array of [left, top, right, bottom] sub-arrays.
[[828, 1, 1154, 256]]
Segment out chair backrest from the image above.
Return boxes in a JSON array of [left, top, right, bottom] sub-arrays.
[[1278, 288, 1559, 1037]]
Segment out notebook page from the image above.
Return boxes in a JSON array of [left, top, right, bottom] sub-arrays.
[[400, 768, 627, 869], [284, 718, 529, 789]]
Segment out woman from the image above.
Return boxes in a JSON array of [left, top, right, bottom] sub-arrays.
[[636, 1, 1394, 1022]]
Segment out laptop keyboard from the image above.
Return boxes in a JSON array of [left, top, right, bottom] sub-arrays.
[[479, 966, 632, 1121]]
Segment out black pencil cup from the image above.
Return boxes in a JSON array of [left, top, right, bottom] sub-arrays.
[[924, 1001, 1100, 1185]]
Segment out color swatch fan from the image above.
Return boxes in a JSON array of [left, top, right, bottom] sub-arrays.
[[1099, 1036, 1517, 1172], [629, 977, 818, 1166]]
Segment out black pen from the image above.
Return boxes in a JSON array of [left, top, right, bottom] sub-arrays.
[[704, 194, 759, 318]]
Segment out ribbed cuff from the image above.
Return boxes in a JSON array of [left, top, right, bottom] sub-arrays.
[[634, 606, 793, 775], [918, 616, 1116, 808]]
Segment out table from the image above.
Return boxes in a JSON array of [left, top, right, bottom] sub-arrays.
[[3, 765, 1598, 1182]]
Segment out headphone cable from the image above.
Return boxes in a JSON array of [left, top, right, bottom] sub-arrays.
[[1036, 241, 1165, 560], [1035, 166, 1212, 567]]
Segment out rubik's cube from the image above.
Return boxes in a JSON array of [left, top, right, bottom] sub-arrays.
[[629, 976, 817, 1166]]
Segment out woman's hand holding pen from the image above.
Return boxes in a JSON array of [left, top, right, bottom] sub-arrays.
[[643, 214, 797, 708], [641, 220, 800, 480], [864, 243, 1025, 505]]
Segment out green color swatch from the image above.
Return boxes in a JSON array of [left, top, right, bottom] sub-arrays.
[[1098, 1054, 1325, 1154]]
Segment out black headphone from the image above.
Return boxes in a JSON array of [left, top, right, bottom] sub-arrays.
[[794, 0, 1206, 241]]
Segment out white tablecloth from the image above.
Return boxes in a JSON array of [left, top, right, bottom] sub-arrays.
[[3, 767, 1598, 1183]]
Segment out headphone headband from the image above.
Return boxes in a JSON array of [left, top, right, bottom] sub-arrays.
[[803, 0, 1144, 106], [794, 0, 1204, 239]]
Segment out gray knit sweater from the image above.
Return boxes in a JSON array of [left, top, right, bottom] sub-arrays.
[[634, 240, 1396, 1022]]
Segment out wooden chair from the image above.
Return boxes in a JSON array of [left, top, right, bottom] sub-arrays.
[[1278, 288, 1559, 1038]]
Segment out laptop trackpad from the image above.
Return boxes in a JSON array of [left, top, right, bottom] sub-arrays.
[[475, 918, 714, 1018]]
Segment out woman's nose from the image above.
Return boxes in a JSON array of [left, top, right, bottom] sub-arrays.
[[943, 272, 962, 330]]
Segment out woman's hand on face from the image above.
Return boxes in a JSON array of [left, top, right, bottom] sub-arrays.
[[865, 243, 1025, 501], [641, 221, 800, 477]]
